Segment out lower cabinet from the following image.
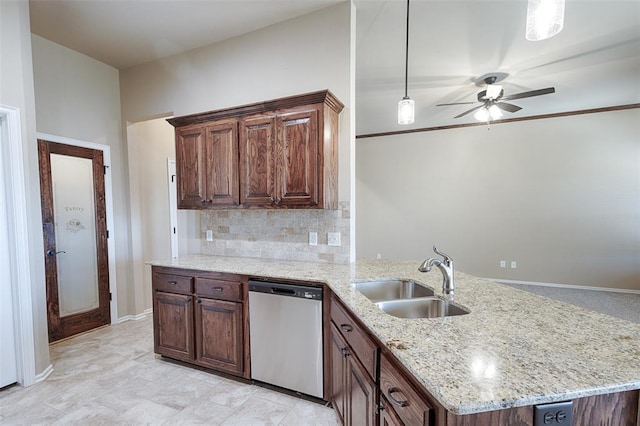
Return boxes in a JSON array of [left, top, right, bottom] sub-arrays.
[[194, 298, 244, 375], [153, 291, 194, 362], [330, 323, 377, 426], [152, 266, 248, 379], [379, 395, 404, 426], [379, 351, 434, 426]]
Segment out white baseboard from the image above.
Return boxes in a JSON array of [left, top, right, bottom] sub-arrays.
[[35, 364, 53, 383], [489, 278, 640, 295], [114, 308, 152, 324]]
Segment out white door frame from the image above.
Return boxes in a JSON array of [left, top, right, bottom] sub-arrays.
[[0, 105, 36, 387], [37, 132, 119, 324], [167, 159, 178, 258]]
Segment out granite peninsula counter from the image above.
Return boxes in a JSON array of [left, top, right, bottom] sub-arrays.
[[148, 255, 640, 416]]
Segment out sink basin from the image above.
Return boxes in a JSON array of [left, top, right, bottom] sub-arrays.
[[375, 297, 469, 319], [352, 279, 434, 302]]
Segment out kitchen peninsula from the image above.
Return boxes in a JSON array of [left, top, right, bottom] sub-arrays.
[[149, 255, 640, 425]]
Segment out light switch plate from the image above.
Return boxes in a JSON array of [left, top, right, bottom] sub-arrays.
[[309, 232, 318, 246], [328, 232, 341, 246]]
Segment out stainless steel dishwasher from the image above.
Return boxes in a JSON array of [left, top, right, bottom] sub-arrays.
[[248, 279, 323, 398]]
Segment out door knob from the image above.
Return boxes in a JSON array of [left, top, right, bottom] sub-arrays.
[[46, 249, 66, 256]]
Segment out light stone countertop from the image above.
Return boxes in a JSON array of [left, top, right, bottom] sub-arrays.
[[148, 255, 640, 415]]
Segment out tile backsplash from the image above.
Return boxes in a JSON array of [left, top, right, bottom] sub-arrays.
[[201, 202, 351, 263]]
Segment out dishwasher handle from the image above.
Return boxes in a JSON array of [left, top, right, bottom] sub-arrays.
[[248, 280, 323, 300], [270, 287, 296, 295]]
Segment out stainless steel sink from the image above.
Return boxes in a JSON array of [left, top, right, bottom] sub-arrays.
[[352, 279, 434, 302], [375, 297, 469, 319]]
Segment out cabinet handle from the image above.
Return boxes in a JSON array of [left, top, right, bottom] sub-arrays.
[[387, 387, 409, 408], [340, 324, 353, 333], [341, 347, 350, 357], [168, 281, 177, 285], [212, 287, 224, 291], [196, 298, 201, 304]]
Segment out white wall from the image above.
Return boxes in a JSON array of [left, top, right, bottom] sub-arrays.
[[30, 35, 134, 316], [127, 117, 200, 313], [357, 109, 640, 290], [0, 0, 49, 376]]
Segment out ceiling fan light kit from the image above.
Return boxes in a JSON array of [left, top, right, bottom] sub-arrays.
[[436, 75, 556, 123], [526, 0, 565, 41], [398, 0, 414, 125]]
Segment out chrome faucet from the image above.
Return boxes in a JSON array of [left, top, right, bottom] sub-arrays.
[[418, 246, 454, 299]]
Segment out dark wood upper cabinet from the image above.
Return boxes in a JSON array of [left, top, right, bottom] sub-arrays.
[[175, 120, 239, 209], [168, 90, 343, 210], [239, 114, 277, 206]]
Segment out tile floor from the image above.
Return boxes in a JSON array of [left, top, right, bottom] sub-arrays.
[[0, 316, 340, 425]]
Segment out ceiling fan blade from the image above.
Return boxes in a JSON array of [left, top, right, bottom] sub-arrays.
[[436, 101, 478, 107], [502, 87, 555, 101], [454, 105, 484, 119], [496, 102, 522, 113]]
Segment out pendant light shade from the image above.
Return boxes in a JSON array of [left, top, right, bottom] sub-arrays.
[[526, 0, 565, 41], [398, 96, 415, 125], [398, 0, 414, 125]]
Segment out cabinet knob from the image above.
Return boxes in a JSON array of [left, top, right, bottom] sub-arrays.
[[341, 347, 350, 357], [340, 324, 353, 333], [387, 387, 409, 408]]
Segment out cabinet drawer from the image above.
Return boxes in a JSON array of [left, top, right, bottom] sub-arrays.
[[330, 297, 377, 379], [153, 272, 193, 295], [380, 352, 433, 426], [195, 278, 243, 301]]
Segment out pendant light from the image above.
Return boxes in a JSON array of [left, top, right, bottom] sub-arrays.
[[398, 0, 414, 125], [526, 0, 565, 41]]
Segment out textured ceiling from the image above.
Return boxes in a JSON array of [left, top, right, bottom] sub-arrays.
[[29, 0, 640, 135]]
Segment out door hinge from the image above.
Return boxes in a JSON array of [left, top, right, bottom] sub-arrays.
[[171, 174, 175, 183], [103, 165, 109, 174], [173, 227, 176, 234], [106, 230, 109, 238], [109, 292, 112, 301]]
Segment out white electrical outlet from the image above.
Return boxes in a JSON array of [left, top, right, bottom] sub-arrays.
[[328, 232, 341, 246], [511, 261, 517, 269], [206, 230, 213, 241], [309, 232, 318, 246], [500, 260, 506, 268]]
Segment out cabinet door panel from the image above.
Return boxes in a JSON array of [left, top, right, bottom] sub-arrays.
[[347, 353, 376, 426], [195, 298, 244, 375], [330, 323, 347, 424], [205, 120, 239, 206], [277, 109, 319, 206], [176, 126, 206, 208], [239, 115, 276, 205], [153, 291, 194, 362]]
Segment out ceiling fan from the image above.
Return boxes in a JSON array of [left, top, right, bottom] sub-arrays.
[[436, 76, 555, 121]]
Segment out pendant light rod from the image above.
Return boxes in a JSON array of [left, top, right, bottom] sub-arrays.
[[403, 0, 410, 98]]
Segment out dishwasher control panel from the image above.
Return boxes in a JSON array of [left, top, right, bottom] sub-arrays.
[[248, 280, 323, 300]]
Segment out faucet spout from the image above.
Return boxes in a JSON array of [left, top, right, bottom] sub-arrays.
[[418, 246, 455, 299]]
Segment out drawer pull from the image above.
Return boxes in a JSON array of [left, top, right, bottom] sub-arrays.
[[212, 287, 224, 291], [168, 281, 177, 285], [388, 387, 409, 408], [340, 324, 353, 333]]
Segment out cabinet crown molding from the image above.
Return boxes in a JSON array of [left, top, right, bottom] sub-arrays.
[[167, 90, 344, 128]]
